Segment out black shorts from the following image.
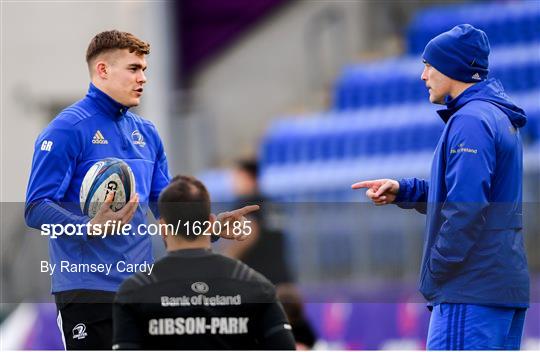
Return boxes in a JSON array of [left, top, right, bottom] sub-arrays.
[[55, 290, 116, 350]]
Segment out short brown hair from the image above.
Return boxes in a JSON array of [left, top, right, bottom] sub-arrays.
[[86, 30, 150, 64], [158, 175, 211, 240]]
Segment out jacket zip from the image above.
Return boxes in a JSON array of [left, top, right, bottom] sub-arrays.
[[115, 112, 129, 151]]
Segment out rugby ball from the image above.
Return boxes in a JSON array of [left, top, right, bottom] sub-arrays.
[[80, 158, 135, 218]]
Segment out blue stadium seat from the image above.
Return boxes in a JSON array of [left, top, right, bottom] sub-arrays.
[[205, 3, 540, 205], [407, 1, 540, 54], [332, 43, 540, 110], [259, 101, 449, 168]]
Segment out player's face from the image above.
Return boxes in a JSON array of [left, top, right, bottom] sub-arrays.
[[232, 168, 257, 196], [105, 49, 147, 107], [421, 62, 452, 105]]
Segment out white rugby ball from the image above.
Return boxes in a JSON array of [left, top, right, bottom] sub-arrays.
[[80, 158, 135, 218]]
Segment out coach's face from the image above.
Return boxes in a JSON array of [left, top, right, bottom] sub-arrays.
[[102, 49, 147, 107], [421, 62, 451, 105]]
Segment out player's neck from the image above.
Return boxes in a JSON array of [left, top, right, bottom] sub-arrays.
[[449, 81, 476, 100], [91, 80, 121, 105], [166, 239, 211, 252]]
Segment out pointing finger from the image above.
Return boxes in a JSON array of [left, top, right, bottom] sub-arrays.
[[229, 205, 260, 218], [351, 181, 376, 190]]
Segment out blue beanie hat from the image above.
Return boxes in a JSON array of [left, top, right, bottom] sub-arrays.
[[422, 24, 490, 83]]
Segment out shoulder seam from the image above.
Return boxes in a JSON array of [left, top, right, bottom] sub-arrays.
[[61, 108, 85, 121], [59, 109, 92, 127], [70, 105, 91, 118], [231, 261, 261, 283], [231, 261, 242, 280], [239, 265, 250, 281], [245, 267, 255, 281]]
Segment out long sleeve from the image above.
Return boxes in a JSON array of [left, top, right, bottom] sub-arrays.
[[395, 178, 429, 214], [148, 133, 171, 219], [25, 116, 90, 240], [258, 301, 296, 349]]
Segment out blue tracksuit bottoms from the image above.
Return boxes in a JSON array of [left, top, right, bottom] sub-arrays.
[[427, 303, 526, 350]]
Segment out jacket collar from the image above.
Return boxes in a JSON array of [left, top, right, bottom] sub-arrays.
[[86, 83, 129, 119], [436, 79, 492, 123], [167, 248, 213, 257]]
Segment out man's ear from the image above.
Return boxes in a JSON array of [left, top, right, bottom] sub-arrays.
[[159, 218, 168, 237], [209, 213, 217, 223], [95, 61, 108, 79]]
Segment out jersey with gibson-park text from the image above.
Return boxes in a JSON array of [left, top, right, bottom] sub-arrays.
[[113, 248, 295, 350]]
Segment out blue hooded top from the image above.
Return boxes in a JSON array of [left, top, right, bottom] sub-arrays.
[[25, 83, 171, 293], [396, 78, 529, 307]]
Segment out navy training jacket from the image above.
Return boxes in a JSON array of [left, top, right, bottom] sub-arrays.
[[25, 83, 171, 293], [396, 78, 529, 307]]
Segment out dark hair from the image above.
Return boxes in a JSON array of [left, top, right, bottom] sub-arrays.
[[236, 158, 259, 179], [86, 30, 150, 65], [158, 175, 210, 241]]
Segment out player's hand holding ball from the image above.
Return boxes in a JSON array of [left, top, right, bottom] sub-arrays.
[[351, 179, 399, 205], [80, 158, 139, 236], [89, 191, 139, 236]]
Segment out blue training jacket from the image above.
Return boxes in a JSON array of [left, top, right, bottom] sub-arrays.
[[396, 78, 529, 307], [25, 83, 171, 293]]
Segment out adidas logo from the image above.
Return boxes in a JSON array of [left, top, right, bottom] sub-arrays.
[[92, 130, 109, 144], [472, 73, 481, 80]]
